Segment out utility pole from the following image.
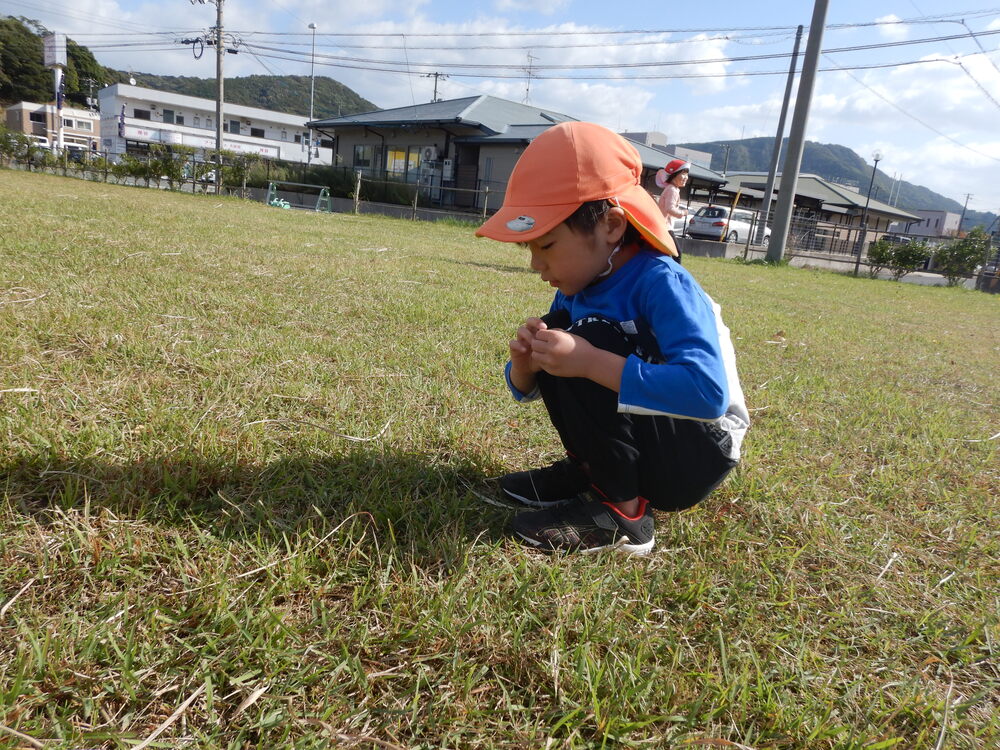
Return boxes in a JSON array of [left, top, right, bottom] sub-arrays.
[[959, 193, 972, 234], [424, 72, 448, 103], [720, 143, 732, 176], [307, 22, 316, 167], [192, 0, 225, 192], [214, 0, 224, 193], [755, 24, 803, 246], [767, 0, 830, 263]]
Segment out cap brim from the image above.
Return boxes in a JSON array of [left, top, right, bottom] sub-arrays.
[[476, 186, 678, 259], [475, 202, 579, 244]]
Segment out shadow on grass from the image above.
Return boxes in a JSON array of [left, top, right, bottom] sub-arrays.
[[443, 258, 535, 275], [1, 447, 512, 558]]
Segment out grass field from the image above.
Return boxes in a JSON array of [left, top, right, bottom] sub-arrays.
[[1, 170, 998, 750]]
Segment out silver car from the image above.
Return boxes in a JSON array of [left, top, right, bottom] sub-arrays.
[[686, 206, 770, 244]]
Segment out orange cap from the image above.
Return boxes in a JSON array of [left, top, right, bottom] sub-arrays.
[[475, 121, 678, 257]]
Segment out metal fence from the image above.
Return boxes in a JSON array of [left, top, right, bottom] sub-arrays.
[[731, 206, 955, 259]]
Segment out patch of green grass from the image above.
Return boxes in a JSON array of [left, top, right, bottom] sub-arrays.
[[1, 170, 998, 749]]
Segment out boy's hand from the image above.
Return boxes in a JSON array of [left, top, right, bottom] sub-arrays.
[[509, 317, 548, 374], [529, 328, 592, 378], [531, 329, 626, 392]]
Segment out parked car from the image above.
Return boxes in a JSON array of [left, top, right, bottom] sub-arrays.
[[686, 206, 770, 245]]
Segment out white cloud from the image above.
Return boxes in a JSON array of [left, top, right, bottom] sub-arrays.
[[874, 14, 908, 41], [494, 0, 571, 14]]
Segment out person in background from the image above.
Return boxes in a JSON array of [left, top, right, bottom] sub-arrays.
[[656, 159, 691, 262]]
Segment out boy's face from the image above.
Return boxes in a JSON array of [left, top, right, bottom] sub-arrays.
[[524, 212, 625, 297]]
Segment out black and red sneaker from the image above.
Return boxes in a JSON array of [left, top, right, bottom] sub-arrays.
[[499, 458, 590, 509], [510, 497, 655, 555]]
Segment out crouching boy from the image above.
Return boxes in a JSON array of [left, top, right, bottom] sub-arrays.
[[475, 122, 749, 555]]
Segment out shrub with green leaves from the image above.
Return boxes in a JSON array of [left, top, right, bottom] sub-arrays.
[[887, 240, 931, 281], [865, 237, 895, 278], [0, 125, 32, 162], [934, 227, 991, 286]]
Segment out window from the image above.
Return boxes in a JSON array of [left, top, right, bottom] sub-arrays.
[[386, 147, 407, 174], [125, 139, 151, 155], [205, 117, 211, 129], [230, 119, 241, 135], [175, 115, 184, 126], [294, 134, 302, 144], [162, 109, 175, 124], [63, 118, 73, 128], [353, 144, 375, 168], [406, 146, 421, 173], [193, 115, 200, 128], [319, 138, 333, 149], [281, 130, 288, 141], [697, 207, 727, 219], [29, 112, 46, 123], [76, 120, 92, 131], [133, 108, 151, 120], [250, 127, 265, 138]]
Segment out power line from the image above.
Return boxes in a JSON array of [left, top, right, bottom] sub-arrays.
[[822, 54, 1000, 164], [235, 43, 983, 80], [956, 59, 1000, 112], [2, 0, 189, 35], [223, 8, 1000, 37], [960, 19, 1000, 79], [222, 28, 1000, 74]]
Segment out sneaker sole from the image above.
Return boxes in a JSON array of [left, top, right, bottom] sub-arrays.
[[513, 531, 654, 557]]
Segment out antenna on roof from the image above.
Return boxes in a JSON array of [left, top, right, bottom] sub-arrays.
[[523, 52, 537, 105]]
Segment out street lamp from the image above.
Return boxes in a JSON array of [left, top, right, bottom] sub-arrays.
[[307, 22, 316, 167], [854, 149, 883, 276]]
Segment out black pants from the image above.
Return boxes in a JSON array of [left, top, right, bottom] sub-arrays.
[[537, 311, 736, 512]]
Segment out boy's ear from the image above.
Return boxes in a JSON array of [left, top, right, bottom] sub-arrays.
[[604, 206, 628, 244]]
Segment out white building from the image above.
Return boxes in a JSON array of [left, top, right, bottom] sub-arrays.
[[888, 209, 961, 238], [97, 83, 333, 165]]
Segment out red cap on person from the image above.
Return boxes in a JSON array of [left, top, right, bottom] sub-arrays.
[[655, 158, 691, 189]]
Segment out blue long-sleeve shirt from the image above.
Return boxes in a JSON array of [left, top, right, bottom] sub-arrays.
[[505, 249, 749, 458]]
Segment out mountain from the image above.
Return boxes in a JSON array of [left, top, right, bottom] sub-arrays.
[[0, 15, 376, 119], [677, 137, 996, 232], [114, 73, 376, 120]]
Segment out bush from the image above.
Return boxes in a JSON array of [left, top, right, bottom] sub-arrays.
[[866, 238, 895, 279], [886, 240, 931, 281], [150, 144, 195, 191], [0, 125, 32, 162], [934, 228, 991, 286]]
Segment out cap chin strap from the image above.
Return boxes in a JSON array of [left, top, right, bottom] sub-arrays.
[[594, 241, 622, 280], [593, 196, 625, 282]]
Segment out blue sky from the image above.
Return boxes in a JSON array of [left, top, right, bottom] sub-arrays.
[[4, 0, 1000, 215]]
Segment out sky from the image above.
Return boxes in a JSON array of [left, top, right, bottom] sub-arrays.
[[4, 0, 1000, 217]]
